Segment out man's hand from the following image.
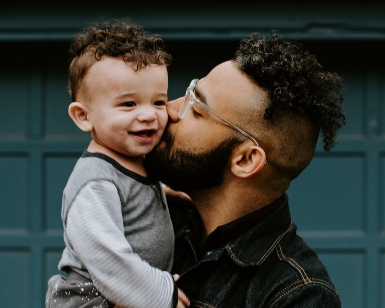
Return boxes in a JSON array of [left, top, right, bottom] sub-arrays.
[[162, 184, 192, 205], [173, 274, 190, 308]]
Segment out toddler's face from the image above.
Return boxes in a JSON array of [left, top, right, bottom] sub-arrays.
[[84, 57, 169, 157]]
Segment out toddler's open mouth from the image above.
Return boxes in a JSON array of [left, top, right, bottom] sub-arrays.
[[131, 129, 156, 138]]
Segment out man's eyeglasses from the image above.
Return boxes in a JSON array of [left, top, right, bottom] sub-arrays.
[[179, 78, 260, 147]]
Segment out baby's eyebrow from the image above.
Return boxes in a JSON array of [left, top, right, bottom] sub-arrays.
[[115, 93, 136, 100]]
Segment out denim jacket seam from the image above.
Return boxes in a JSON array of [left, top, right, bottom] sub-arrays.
[[257, 222, 293, 265], [269, 244, 340, 307], [190, 300, 215, 308], [180, 259, 189, 275], [276, 243, 311, 284], [268, 280, 303, 308], [225, 244, 247, 266], [176, 228, 191, 238], [275, 243, 339, 298], [225, 222, 293, 266], [267, 279, 340, 307]]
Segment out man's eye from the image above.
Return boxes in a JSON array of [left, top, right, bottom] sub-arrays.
[[121, 102, 135, 107], [154, 100, 166, 106], [192, 107, 201, 118]]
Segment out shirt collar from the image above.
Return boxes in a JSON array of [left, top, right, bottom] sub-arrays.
[[225, 199, 293, 266], [191, 194, 288, 256]]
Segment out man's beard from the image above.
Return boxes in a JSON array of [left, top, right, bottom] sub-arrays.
[[145, 129, 242, 193]]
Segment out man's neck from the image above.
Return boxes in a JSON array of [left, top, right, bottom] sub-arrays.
[[190, 182, 282, 241]]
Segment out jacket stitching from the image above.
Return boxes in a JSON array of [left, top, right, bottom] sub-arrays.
[[181, 259, 189, 275], [276, 244, 311, 284], [268, 281, 303, 307], [176, 229, 191, 238], [268, 278, 340, 307], [258, 222, 293, 265], [225, 222, 293, 266], [191, 300, 216, 308], [226, 245, 246, 266], [270, 243, 340, 307]]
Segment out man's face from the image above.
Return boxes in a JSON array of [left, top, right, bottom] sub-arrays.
[[146, 61, 259, 192], [146, 128, 241, 192]]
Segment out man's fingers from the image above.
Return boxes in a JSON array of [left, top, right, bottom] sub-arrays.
[[173, 274, 190, 307], [178, 288, 190, 307], [163, 184, 193, 204], [173, 274, 180, 281]]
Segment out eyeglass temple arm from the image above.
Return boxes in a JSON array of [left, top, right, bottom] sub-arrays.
[[197, 102, 259, 147]]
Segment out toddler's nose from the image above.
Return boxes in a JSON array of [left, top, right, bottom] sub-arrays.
[[137, 106, 158, 122]]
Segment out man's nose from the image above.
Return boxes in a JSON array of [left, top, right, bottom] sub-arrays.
[[166, 98, 182, 123]]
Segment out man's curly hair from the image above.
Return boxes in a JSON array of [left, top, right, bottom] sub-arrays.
[[235, 33, 345, 151], [68, 19, 172, 101]]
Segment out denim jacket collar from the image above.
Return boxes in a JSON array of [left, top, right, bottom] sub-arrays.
[[176, 194, 293, 268]]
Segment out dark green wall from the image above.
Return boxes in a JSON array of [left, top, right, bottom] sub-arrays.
[[0, 2, 384, 307]]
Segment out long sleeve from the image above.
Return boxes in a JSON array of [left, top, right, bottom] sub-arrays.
[[65, 180, 174, 308]]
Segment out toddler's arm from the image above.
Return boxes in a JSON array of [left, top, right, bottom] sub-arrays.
[[65, 180, 175, 308]]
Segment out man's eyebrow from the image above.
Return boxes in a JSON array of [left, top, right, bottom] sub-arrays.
[[194, 84, 208, 106]]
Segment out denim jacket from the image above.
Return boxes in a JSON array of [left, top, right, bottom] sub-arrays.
[[171, 197, 341, 308]]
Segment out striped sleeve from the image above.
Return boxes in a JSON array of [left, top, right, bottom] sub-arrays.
[[65, 180, 174, 308]]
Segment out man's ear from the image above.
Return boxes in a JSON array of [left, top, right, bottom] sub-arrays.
[[230, 142, 267, 178], [68, 102, 93, 132]]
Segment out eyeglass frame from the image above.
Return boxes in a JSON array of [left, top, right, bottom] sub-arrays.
[[178, 78, 260, 147]]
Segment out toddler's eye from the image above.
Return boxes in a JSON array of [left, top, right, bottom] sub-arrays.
[[154, 100, 166, 106], [121, 102, 135, 107]]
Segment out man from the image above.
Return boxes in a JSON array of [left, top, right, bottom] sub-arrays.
[[146, 32, 345, 307]]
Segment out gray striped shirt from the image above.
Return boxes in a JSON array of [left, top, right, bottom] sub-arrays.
[[58, 152, 175, 307]]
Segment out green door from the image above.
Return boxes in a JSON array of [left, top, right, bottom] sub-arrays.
[[0, 3, 385, 307]]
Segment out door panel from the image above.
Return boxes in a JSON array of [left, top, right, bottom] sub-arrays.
[[0, 40, 383, 307]]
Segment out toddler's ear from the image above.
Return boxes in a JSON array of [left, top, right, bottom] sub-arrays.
[[68, 102, 93, 132]]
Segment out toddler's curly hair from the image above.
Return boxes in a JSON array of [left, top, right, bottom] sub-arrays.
[[68, 19, 172, 101]]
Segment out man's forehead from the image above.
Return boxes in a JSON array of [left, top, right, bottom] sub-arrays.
[[205, 60, 238, 81], [194, 61, 238, 102], [196, 61, 264, 107]]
